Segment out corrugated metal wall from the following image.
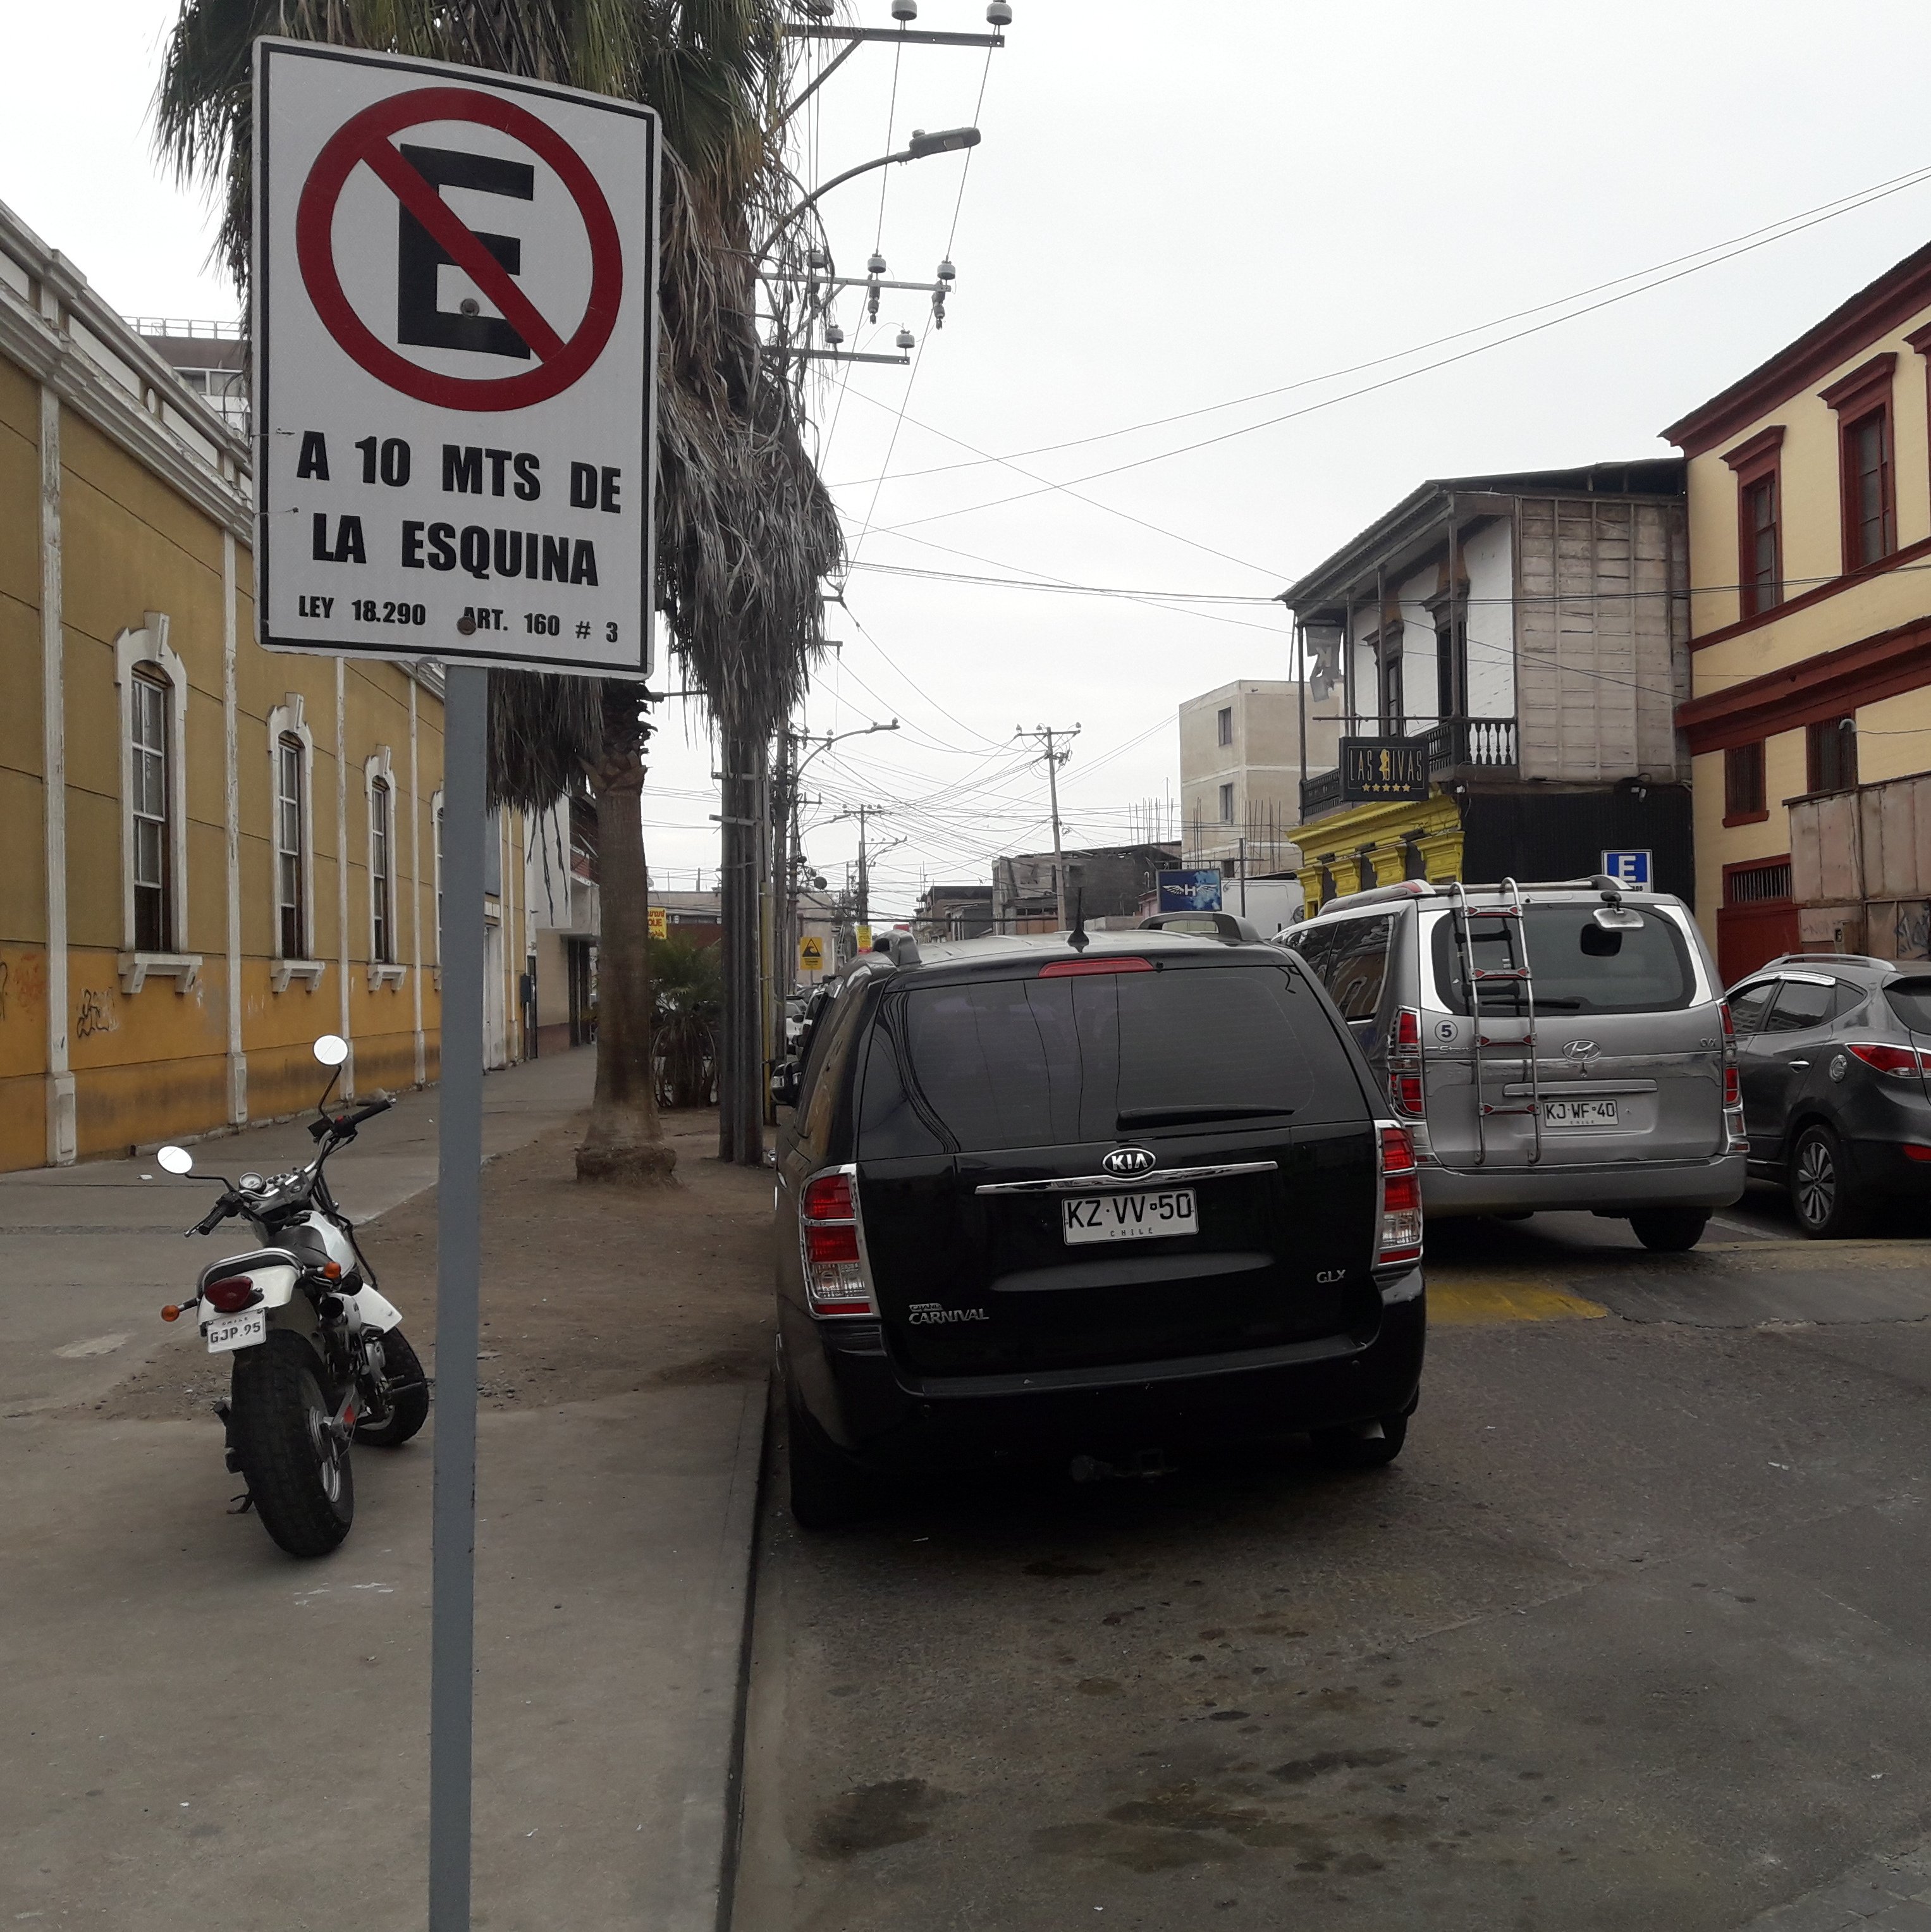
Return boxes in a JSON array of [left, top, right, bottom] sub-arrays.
[[1514, 497, 1687, 784]]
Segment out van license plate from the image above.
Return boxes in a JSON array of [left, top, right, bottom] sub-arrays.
[[1062, 1190, 1196, 1244], [1545, 1099, 1618, 1128], [205, 1308, 267, 1353]]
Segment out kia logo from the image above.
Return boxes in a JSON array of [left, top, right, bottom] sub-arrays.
[[1564, 1040, 1600, 1063], [1102, 1145, 1157, 1178]]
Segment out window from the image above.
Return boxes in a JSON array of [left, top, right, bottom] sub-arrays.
[[1806, 716, 1858, 795], [131, 670, 171, 953], [1217, 706, 1232, 748], [1763, 977, 1842, 1033], [1844, 407, 1895, 569], [1741, 474, 1781, 616], [1218, 782, 1235, 823], [276, 734, 307, 958], [1435, 613, 1467, 720], [1431, 908, 1695, 1016], [1726, 980, 1779, 1035], [1724, 741, 1765, 821], [1726, 858, 1793, 905], [371, 778, 394, 963], [1377, 645, 1404, 733], [1322, 915, 1393, 1021]]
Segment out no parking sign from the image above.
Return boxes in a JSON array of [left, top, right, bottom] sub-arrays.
[[255, 40, 657, 675]]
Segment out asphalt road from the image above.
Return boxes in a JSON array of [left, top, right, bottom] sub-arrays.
[[735, 1193, 1931, 1932]]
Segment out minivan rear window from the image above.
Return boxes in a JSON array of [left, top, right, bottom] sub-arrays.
[[1430, 908, 1696, 1016], [858, 963, 1361, 1155], [1885, 977, 1931, 1034]]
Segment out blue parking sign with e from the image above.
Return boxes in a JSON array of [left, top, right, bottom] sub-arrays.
[[1602, 849, 1652, 890]]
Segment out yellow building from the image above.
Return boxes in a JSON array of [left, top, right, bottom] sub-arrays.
[[1, 199, 535, 1172], [1665, 242, 1931, 983]]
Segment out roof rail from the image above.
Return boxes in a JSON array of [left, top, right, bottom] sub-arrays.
[[1137, 912, 1264, 944]]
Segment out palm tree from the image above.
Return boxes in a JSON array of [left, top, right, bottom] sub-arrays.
[[156, 0, 842, 1181]]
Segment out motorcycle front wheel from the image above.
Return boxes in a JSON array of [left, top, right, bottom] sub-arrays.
[[231, 1331, 355, 1558], [355, 1327, 429, 1448]]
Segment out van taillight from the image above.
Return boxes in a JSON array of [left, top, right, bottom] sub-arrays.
[[204, 1277, 260, 1314], [1388, 1006, 1425, 1116], [1724, 1065, 1741, 1107], [1719, 1000, 1735, 1047], [1376, 1124, 1423, 1268], [799, 1167, 875, 1317]]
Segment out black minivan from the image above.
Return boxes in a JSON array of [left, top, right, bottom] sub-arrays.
[[771, 927, 1426, 1525]]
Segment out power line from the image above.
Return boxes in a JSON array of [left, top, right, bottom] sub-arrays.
[[828, 158, 1931, 493], [867, 161, 1931, 539]]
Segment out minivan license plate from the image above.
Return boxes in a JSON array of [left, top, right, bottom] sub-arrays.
[[1062, 1190, 1196, 1244], [1545, 1099, 1618, 1128]]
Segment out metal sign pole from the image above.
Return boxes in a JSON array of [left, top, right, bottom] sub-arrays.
[[429, 661, 487, 1930]]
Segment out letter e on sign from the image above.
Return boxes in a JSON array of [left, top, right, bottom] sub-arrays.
[[254, 39, 657, 677]]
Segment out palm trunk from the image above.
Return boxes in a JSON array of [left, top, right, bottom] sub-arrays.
[[576, 752, 675, 1185]]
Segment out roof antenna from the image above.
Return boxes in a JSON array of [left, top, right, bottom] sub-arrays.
[[1068, 890, 1089, 952]]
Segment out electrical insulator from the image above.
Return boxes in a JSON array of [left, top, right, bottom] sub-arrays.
[[867, 251, 887, 276], [825, 322, 845, 347], [930, 288, 948, 330], [936, 257, 957, 283], [806, 247, 829, 273], [896, 328, 916, 352], [986, 1, 1013, 22], [891, 0, 917, 20]]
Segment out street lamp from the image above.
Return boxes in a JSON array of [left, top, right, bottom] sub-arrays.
[[754, 128, 983, 268]]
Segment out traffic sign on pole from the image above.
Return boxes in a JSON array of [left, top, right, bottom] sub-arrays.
[[252, 42, 659, 1932], [1602, 849, 1653, 890], [255, 39, 658, 676]]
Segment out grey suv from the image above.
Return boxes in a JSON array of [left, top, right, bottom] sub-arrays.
[[1284, 877, 1747, 1250], [1727, 954, 1931, 1236]]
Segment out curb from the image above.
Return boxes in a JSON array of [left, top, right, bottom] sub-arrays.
[[651, 1370, 769, 1932]]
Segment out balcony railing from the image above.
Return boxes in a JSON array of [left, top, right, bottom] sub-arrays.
[[1297, 716, 1519, 821]]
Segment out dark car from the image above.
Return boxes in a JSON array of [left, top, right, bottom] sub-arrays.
[[769, 926, 1426, 1526], [1727, 953, 1931, 1236]]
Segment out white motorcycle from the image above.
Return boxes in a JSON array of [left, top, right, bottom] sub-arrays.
[[157, 1034, 429, 1558]]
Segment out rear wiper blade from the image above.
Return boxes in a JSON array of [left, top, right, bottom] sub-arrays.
[[1117, 1105, 1296, 1128]]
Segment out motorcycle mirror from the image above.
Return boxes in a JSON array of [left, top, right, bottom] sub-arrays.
[[312, 1034, 350, 1068], [156, 1145, 194, 1176]]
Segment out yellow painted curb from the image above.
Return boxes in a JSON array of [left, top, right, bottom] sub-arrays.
[[1429, 1278, 1610, 1325]]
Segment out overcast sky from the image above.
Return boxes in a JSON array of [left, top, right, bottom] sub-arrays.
[[9, 2, 1931, 918]]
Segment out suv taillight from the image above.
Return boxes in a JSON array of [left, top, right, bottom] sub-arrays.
[[799, 1167, 876, 1317], [1388, 1006, 1425, 1116], [1376, 1124, 1423, 1269], [1845, 1042, 1930, 1077]]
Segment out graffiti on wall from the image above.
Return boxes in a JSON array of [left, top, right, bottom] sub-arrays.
[[75, 988, 118, 1040]]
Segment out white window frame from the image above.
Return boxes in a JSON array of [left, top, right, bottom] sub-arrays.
[[364, 746, 407, 990], [114, 613, 198, 994], [266, 694, 324, 992]]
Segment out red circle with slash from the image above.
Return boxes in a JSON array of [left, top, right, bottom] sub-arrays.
[[295, 86, 623, 412]]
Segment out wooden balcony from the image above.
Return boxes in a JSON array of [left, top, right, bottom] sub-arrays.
[[1298, 716, 1518, 822]]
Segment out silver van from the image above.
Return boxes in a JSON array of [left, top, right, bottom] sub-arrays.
[[1283, 877, 1746, 1250]]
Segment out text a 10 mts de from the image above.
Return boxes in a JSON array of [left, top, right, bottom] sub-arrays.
[[292, 428, 627, 635]]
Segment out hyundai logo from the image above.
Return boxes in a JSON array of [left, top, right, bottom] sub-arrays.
[[1102, 1145, 1158, 1178], [1564, 1040, 1600, 1064]]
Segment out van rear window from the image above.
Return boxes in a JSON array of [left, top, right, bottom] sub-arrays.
[[858, 963, 1361, 1155], [1430, 908, 1696, 1016]]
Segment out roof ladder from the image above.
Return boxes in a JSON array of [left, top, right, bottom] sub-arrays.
[[1449, 877, 1543, 1167]]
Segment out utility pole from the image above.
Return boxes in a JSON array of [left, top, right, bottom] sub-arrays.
[[832, 804, 889, 938], [1016, 723, 1080, 930]]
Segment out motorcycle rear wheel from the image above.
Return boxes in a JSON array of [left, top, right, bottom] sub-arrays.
[[231, 1331, 355, 1558], [356, 1327, 429, 1448]]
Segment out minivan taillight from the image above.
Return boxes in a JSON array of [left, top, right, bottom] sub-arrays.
[[1376, 1124, 1423, 1269], [799, 1167, 876, 1317], [1388, 1006, 1425, 1116]]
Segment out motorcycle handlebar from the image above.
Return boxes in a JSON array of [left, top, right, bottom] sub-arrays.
[[188, 1193, 238, 1237]]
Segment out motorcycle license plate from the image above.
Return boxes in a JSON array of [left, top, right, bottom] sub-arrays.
[[205, 1307, 267, 1353], [1062, 1189, 1196, 1244]]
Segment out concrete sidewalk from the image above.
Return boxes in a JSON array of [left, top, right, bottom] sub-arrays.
[[2, 1066, 772, 1932], [1, 1047, 595, 1413]]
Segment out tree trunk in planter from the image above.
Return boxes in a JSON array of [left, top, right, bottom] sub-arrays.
[[577, 750, 675, 1185]]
